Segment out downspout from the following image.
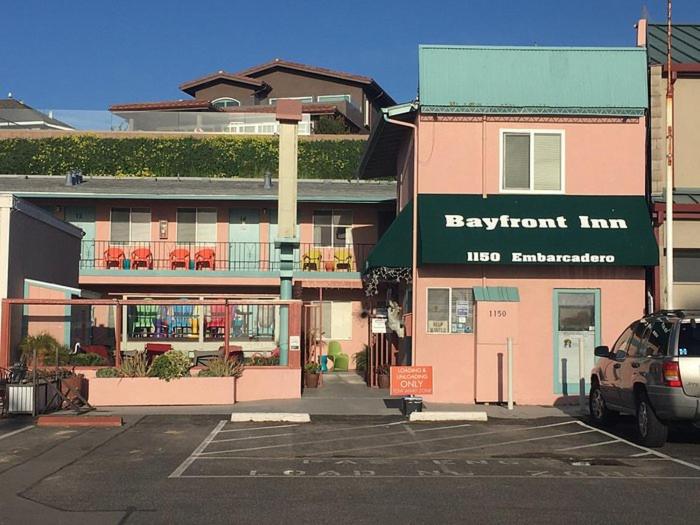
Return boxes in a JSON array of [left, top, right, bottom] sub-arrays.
[[384, 111, 418, 366]]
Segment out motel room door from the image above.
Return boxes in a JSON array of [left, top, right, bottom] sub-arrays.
[[64, 206, 95, 268], [229, 208, 260, 270], [553, 289, 601, 396]]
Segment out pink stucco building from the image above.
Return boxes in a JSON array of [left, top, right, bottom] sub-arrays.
[[361, 46, 658, 405]]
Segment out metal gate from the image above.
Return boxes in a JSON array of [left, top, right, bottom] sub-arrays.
[[302, 302, 323, 368], [367, 318, 396, 387]]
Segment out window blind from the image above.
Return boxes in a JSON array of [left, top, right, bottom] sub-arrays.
[[427, 289, 450, 333], [177, 208, 196, 243], [503, 134, 530, 189], [130, 208, 151, 242], [110, 208, 130, 243], [197, 208, 217, 243], [533, 134, 562, 191]]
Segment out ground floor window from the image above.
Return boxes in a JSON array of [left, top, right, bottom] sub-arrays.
[[426, 288, 474, 334], [312, 301, 352, 340], [674, 249, 700, 282]]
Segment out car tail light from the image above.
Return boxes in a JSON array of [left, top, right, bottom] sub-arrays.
[[663, 361, 683, 388]]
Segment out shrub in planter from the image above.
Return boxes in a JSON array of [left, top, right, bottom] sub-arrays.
[[198, 357, 244, 378], [376, 364, 390, 389], [96, 367, 120, 378], [69, 352, 107, 366], [354, 345, 368, 374], [304, 362, 320, 388], [19, 333, 69, 366], [148, 352, 191, 382], [118, 353, 149, 377]]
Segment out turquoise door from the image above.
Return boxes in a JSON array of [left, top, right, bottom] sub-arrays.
[[64, 206, 96, 268], [229, 208, 260, 270], [269, 210, 300, 271], [553, 289, 601, 396]]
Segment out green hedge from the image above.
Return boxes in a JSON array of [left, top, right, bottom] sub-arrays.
[[0, 136, 367, 179]]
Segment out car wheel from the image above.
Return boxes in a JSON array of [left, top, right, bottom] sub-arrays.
[[635, 392, 668, 447], [589, 382, 618, 426]]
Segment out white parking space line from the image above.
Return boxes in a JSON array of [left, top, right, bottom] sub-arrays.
[[413, 423, 472, 432], [556, 439, 620, 452], [168, 420, 227, 478], [212, 432, 298, 444], [630, 451, 654, 458], [0, 425, 34, 441], [217, 424, 299, 433], [576, 420, 700, 472], [305, 420, 581, 457], [419, 430, 596, 456]]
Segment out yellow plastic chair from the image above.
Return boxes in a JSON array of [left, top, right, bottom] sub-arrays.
[[302, 249, 322, 271], [334, 248, 353, 271]]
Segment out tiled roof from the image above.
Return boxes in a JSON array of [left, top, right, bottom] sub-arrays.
[[179, 72, 267, 95], [647, 24, 700, 65], [236, 58, 374, 85], [0, 175, 396, 203], [109, 99, 218, 112], [0, 98, 74, 130]]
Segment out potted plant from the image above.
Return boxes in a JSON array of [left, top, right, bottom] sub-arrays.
[[304, 361, 321, 388], [376, 364, 390, 389]]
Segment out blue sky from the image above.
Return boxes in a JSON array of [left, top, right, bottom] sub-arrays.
[[2, 0, 700, 109]]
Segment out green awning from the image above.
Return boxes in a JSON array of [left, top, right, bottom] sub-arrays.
[[365, 201, 413, 270], [473, 287, 520, 302], [418, 195, 658, 266]]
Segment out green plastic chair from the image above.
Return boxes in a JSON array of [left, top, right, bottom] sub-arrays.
[[327, 341, 349, 371]]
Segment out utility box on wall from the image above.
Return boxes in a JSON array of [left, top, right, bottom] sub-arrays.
[[474, 287, 520, 403]]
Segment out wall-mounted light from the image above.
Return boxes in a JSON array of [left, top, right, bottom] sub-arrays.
[[159, 219, 168, 239]]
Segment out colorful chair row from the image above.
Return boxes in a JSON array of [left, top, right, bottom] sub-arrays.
[[104, 247, 216, 270]]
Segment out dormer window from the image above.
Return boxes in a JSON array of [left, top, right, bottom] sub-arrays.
[[212, 97, 241, 109]]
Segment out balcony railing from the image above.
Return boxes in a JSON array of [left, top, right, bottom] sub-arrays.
[[0, 109, 312, 135], [81, 240, 374, 273]]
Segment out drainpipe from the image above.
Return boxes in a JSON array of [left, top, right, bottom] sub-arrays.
[[384, 111, 418, 366], [665, 0, 675, 310]]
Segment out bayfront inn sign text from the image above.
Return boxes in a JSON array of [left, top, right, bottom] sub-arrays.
[[444, 214, 628, 230], [417, 195, 659, 267]]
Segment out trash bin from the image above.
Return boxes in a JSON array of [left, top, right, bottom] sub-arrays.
[[403, 396, 423, 416]]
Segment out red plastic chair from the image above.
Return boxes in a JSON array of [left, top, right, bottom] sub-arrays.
[[131, 247, 153, 269], [195, 248, 216, 270], [170, 248, 191, 270], [104, 247, 125, 269], [207, 304, 226, 337]]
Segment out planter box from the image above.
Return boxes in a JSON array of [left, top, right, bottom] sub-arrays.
[[88, 377, 236, 406], [7, 380, 62, 414]]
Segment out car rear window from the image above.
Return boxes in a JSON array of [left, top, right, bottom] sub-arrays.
[[677, 322, 700, 357]]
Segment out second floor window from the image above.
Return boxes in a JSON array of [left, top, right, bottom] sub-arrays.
[[110, 208, 151, 243], [501, 130, 563, 192], [268, 96, 313, 105], [313, 210, 352, 247], [177, 208, 217, 243], [212, 97, 240, 109]]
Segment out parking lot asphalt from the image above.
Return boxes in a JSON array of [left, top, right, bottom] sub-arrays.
[[1, 414, 699, 524]]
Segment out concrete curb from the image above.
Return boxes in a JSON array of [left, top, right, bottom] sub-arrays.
[[409, 411, 488, 422], [36, 415, 123, 427], [230, 413, 311, 423]]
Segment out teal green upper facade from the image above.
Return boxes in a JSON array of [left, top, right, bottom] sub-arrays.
[[418, 45, 648, 116]]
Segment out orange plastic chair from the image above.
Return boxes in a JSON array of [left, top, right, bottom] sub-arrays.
[[104, 247, 125, 269], [170, 248, 191, 270], [195, 248, 216, 270], [131, 247, 153, 269]]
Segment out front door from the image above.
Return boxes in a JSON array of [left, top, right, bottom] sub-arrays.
[[229, 208, 260, 270], [554, 290, 600, 396], [64, 206, 96, 268]]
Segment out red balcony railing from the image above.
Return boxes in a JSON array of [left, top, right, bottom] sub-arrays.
[[80, 241, 374, 273]]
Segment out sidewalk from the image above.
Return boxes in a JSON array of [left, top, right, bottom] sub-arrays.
[[44, 372, 586, 419]]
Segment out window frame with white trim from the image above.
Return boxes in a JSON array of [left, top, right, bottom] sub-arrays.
[[312, 209, 353, 247], [317, 94, 352, 104], [110, 207, 151, 244], [426, 287, 475, 334], [268, 96, 314, 105], [211, 97, 241, 109], [499, 129, 565, 194], [176, 207, 218, 244]]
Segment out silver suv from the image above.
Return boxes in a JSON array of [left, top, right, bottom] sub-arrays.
[[589, 311, 700, 447]]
